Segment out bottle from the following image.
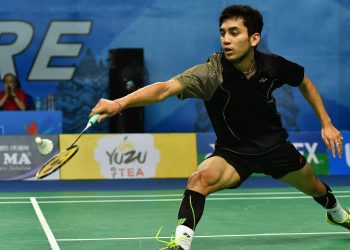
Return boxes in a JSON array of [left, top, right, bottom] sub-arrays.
[[47, 94, 55, 111], [51, 94, 55, 111], [35, 96, 41, 111], [47, 94, 51, 110]]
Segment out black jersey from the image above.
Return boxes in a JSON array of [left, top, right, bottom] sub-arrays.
[[174, 51, 304, 155]]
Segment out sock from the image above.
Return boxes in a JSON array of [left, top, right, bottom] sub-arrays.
[[176, 189, 205, 249], [313, 182, 347, 222], [175, 225, 194, 250], [177, 189, 206, 230], [328, 201, 347, 222]]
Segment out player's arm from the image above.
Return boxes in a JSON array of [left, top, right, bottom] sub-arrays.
[[298, 75, 343, 157], [90, 79, 183, 122]]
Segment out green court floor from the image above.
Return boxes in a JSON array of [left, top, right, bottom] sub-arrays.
[[0, 187, 349, 249]]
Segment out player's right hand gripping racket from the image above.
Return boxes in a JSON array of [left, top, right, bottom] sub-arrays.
[[36, 114, 100, 179]]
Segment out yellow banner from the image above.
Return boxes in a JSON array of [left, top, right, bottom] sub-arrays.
[[59, 133, 197, 179]]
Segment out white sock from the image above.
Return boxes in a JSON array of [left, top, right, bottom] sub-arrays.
[[328, 201, 347, 222], [175, 225, 194, 250]]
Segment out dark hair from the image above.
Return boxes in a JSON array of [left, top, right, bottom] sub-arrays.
[[219, 5, 263, 36], [3, 72, 21, 88]]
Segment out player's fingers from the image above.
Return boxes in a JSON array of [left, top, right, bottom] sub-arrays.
[[98, 113, 109, 123], [336, 142, 343, 158], [321, 135, 331, 150], [90, 99, 106, 114], [331, 143, 335, 158], [336, 136, 343, 158]]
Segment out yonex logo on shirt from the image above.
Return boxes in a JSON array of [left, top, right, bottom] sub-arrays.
[[258, 77, 268, 83]]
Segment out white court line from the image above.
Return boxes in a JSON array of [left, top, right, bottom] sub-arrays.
[[30, 197, 60, 250], [1, 195, 350, 205], [56, 231, 350, 242], [1, 190, 350, 199]]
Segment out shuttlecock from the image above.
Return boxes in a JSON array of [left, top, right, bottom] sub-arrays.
[[35, 137, 53, 155]]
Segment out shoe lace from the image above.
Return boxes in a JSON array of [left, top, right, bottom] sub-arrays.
[[344, 208, 350, 222], [156, 226, 187, 249]]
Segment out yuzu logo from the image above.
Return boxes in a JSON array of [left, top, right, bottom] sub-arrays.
[[94, 134, 160, 178]]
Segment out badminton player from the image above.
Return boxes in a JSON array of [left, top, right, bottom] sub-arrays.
[[91, 5, 348, 250]]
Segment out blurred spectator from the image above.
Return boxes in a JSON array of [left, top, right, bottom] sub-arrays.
[[0, 73, 26, 110]]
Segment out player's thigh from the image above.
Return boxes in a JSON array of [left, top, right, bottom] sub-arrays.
[[187, 155, 241, 195], [279, 162, 325, 196]]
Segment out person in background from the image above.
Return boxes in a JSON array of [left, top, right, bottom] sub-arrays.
[[0, 73, 26, 111]]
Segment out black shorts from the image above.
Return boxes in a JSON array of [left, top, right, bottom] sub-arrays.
[[208, 141, 306, 187]]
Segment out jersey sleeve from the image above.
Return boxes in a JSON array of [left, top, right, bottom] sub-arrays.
[[173, 53, 223, 100], [273, 54, 304, 87]]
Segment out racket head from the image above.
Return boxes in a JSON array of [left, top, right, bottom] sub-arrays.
[[36, 145, 79, 179]]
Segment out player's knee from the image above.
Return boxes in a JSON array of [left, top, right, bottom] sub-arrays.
[[187, 168, 219, 195]]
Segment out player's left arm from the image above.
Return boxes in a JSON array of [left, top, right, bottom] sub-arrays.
[[298, 75, 343, 158]]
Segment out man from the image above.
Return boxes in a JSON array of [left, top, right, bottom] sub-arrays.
[[90, 5, 348, 250]]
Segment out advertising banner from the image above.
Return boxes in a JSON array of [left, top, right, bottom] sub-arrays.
[[288, 132, 330, 176], [329, 131, 350, 175], [0, 135, 59, 180], [59, 133, 197, 179], [196, 132, 216, 165]]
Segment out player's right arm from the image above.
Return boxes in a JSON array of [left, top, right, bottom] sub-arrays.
[[90, 79, 183, 122]]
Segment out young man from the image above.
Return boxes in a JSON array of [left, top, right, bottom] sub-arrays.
[[90, 5, 348, 250]]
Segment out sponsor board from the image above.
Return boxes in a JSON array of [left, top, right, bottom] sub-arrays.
[[329, 131, 350, 175], [94, 134, 160, 179], [196, 132, 216, 164], [60, 133, 197, 179], [289, 132, 329, 176], [0, 135, 59, 180]]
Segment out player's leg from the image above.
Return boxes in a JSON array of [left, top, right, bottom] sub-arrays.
[[161, 155, 242, 250], [279, 162, 350, 230]]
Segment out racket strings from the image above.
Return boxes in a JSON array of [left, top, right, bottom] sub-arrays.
[[36, 145, 79, 179]]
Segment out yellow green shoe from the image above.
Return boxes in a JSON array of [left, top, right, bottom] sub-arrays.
[[156, 227, 186, 250], [158, 241, 184, 250], [326, 208, 350, 230]]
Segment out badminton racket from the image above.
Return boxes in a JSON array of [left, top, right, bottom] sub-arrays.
[[36, 114, 100, 179]]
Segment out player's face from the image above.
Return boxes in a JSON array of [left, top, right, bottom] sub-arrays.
[[220, 18, 257, 63]]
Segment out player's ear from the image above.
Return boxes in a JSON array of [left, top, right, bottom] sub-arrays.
[[250, 33, 260, 47]]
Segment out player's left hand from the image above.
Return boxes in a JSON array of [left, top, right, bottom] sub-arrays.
[[321, 123, 343, 158]]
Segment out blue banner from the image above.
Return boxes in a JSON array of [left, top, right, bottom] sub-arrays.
[[329, 131, 350, 175], [0, 0, 349, 133], [0, 111, 62, 135]]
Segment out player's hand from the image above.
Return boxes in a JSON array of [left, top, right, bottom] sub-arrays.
[[90, 98, 123, 123], [321, 123, 343, 158]]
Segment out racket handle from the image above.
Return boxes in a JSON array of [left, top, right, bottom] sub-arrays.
[[88, 113, 101, 126]]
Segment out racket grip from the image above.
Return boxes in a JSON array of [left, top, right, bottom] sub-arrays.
[[88, 113, 101, 126]]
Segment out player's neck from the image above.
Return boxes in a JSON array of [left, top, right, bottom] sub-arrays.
[[233, 50, 256, 76]]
